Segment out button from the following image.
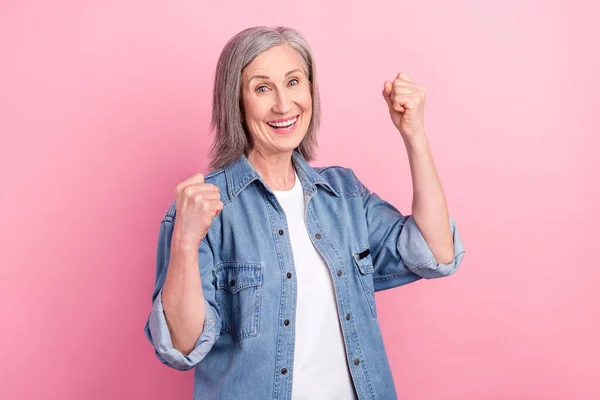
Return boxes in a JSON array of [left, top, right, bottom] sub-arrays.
[[337, 269, 343, 276], [284, 319, 290, 326], [346, 313, 351, 320], [281, 368, 288, 375], [229, 280, 236, 287], [315, 233, 322, 239], [278, 229, 284, 235], [354, 359, 360, 366], [287, 272, 292, 279]]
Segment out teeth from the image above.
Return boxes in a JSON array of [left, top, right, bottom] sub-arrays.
[[267, 116, 297, 128]]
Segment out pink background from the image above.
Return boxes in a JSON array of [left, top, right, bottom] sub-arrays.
[[2, 0, 599, 399]]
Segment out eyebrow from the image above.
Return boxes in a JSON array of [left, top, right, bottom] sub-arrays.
[[247, 69, 304, 87]]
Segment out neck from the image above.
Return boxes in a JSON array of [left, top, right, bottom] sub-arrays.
[[247, 149, 296, 191]]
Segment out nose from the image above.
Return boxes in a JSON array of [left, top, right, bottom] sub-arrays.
[[272, 90, 292, 114]]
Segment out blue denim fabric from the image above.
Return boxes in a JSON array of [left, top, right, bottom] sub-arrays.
[[144, 150, 465, 399]]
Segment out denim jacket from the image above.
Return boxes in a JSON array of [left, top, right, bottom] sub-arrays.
[[144, 150, 466, 399]]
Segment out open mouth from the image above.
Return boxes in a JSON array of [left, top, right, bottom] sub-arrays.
[[266, 115, 299, 133]]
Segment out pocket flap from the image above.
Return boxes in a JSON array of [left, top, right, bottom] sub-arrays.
[[215, 263, 262, 294], [353, 247, 374, 274]]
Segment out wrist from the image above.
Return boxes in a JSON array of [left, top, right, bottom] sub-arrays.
[[172, 230, 203, 253], [403, 133, 429, 153]]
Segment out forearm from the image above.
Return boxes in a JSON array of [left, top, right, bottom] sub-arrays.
[[161, 233, 206, 355], [404, 134, 455, 264]]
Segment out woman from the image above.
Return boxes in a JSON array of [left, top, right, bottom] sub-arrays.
[[144, 26, 465, 400]]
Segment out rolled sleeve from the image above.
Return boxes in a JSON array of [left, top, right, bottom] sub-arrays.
[[399, 215, 465, 279], [354, 170, 465, 291], [144, 210, 220, 371], [147, 290, 218, 371]]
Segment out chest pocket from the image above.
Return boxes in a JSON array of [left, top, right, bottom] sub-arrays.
[[353, 248, 377, 318], [214, 263, 262, 341]]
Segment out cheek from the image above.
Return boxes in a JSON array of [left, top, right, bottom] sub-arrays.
[[243, 99, 267, 122], [298, 89, 313, 112]]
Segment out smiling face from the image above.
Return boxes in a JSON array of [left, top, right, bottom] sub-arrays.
[[241, 45, 313, 158]]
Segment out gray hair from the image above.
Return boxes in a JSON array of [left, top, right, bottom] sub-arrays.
[[208, 26, 321, 170]]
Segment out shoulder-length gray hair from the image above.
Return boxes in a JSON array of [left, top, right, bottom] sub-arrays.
[[208, 26, 321, 170]]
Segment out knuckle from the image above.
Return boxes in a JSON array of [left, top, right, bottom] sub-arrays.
[[196, 193, 207, 206], [182, 185, 194, 197]]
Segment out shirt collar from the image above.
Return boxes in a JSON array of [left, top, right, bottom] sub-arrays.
[[224, 150, 340, 200]]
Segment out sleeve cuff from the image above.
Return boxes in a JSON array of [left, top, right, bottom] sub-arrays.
[[148, 289, 218, 371], [398, 215, 466, 279]]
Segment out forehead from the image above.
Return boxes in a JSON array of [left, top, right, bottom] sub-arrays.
[[243, 45, 306, 78]]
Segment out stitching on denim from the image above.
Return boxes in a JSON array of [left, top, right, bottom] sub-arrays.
[[373, 270, 413, 282], [351, 169, 369, 195], [265, 190, 292, 397], [225, 164, 234, 200], [343, 190, 362, 198], [232, 174, 256, 199], [215, 261, 262, 268], [204, 168, 225, 180], [314, 165, 342, 173], [203, 169, 228, 203], [410, 250, 465, 272], [407, 257, 438, 271], [217, 285, 260, 342], [353, 256, 378, 319], [214, 264, 262, 293], [354, 253, 374, 275], [298, 165, 339, 197], [308, 202, 374, 396], [313, 165, 363, 198], [362, 358, 376, 399], [214, 261, 262, 342], [217, 281, 261, 292], [308, 206, 344, 268]]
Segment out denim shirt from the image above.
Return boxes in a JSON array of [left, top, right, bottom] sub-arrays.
[[144, 150, 466, 400]]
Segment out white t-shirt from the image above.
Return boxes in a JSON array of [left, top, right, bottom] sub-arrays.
[[273, 170, 357, 400]]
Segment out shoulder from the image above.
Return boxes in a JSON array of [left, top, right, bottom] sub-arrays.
[[313, 165, 368, 198], [203, 167, 228, 188]]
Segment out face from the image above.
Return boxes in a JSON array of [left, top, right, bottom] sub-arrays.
[[241, 45, 313, 158]]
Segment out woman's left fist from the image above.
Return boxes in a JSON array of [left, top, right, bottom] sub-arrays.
[[382, 72, 426, 139]]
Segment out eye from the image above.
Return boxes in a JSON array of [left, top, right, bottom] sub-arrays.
[[256, 85, 268, 93], [289, 78, 299, 86]]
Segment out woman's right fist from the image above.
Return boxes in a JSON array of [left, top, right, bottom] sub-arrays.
[[172, 173, 223, 248]]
